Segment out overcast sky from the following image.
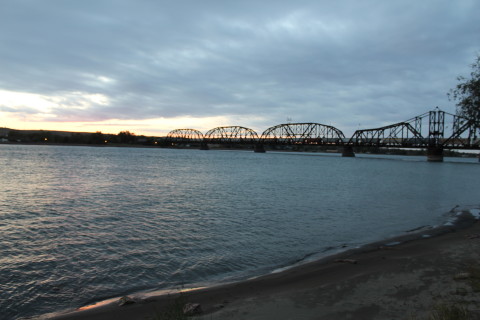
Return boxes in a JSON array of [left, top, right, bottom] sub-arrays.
[[0, 0, 479, 136]]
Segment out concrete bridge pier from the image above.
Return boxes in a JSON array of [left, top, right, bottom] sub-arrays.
[[254, 144, 266, 153], [342, 146, 355, 157], [427, 146, 443, 162]]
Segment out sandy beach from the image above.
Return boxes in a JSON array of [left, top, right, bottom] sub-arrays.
[[46, 213, 480, 320]]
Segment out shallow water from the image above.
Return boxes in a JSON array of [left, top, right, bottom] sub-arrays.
[[0, 145, 479, 319]]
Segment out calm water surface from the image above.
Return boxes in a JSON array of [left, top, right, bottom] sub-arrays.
[[0, 145, 479, 319]]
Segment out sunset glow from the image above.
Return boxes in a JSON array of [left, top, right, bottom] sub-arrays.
[[0, 1, 478, 136]]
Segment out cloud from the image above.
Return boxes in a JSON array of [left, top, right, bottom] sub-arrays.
[[0, 0, 479, 135]]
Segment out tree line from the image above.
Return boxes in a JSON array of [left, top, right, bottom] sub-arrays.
[[4, 130, 163, 146]]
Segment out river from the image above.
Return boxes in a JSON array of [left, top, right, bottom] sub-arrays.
[[0, 144, 479, 319]]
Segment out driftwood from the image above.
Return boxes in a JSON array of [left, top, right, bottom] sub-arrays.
[[183, 303, 202, 316], [118, 296, 135, 306], [334, 259, 358, 264]]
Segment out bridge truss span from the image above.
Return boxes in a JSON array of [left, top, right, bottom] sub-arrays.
[[166, 129, 204, 144], [442, 118, 480, 149], [349, 122, 424, 147], [203, 126, 259, 144], [260, 123, 346, 145]]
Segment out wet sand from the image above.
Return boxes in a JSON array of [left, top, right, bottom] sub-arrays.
[[46, 214, 480, 320]]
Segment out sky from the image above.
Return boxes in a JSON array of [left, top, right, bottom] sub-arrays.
[[0, 1, 479, 137]]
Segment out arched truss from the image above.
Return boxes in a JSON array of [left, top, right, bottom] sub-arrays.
[[348, 122, 424, 147], [203, 126, 259, 144], [166, 129, 204, 143], [260, 123, 345, 145]]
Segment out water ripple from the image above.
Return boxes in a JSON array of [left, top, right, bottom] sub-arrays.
[[0, 145, 479, 319]]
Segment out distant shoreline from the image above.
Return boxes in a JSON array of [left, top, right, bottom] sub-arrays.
[[2, 141, 479, 159], [0, 141, 161, 148]]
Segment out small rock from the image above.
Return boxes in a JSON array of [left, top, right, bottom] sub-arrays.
[[454, 273, 471, 280], [183, 303, 202, 316], [118, 296, 135, 306]]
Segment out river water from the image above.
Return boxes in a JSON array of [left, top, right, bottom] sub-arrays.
[[0, 145, 479, 319]]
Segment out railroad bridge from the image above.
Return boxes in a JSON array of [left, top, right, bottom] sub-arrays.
[[165, 109, 479, 162]]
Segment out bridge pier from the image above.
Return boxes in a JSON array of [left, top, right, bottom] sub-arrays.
[[254, 144, 266, 153], [200, 143, 209, 150], [427, 146, 443, 162], [341, 146, 355, 157]]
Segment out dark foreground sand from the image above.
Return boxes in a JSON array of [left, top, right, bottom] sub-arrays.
[[47, 214, 480, 320]]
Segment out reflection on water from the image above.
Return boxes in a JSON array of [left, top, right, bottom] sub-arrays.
[[0, 145, 479, 319]]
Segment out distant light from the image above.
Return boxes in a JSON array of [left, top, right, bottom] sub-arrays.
[[44, 138, 48, 141], [104, 140, 108, 143]]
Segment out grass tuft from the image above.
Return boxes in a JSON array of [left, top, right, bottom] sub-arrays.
[[151, 297, 188, 320], [467, 264, 480, 292], [428, 303, 469, 320]]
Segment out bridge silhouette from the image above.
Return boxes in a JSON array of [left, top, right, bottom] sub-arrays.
[[164, 109, 480, 162]]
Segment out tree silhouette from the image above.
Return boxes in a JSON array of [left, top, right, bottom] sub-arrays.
[[89, 131, 105, 144], [448, 55, 480, 123], [118, 131, 136, 144]]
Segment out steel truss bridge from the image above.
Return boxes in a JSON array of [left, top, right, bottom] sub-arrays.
[[165, 109, 480, 161]]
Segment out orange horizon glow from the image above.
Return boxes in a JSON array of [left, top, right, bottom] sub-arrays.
[[0, 89, 262, 136], [0, 112, 241, 137]]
